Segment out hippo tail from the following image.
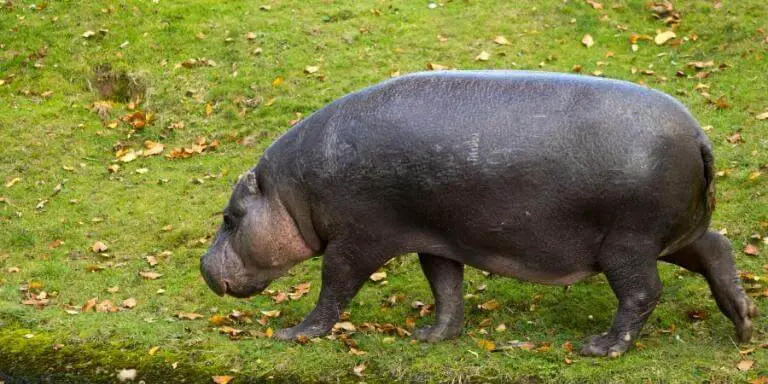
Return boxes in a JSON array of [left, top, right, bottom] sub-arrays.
[[699, 135, 716, 215]]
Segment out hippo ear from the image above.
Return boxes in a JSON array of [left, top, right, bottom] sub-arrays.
[[244, 171, 259, 195]]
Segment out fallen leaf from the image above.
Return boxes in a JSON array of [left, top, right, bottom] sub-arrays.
[[82, 298, 97, 312], [495, 323, 507, 332], [7, 266, 20, 273], [353, 364, 366, 377], [48, 239, 63, 249], [476, 338, 496, 351], [687, 60, 715, 70], [654, 31, 676, 45], [209, 315, 231, 325], [107, 286, 120, 293], [91, 241, 108, 253], [176, 312, 203, 320], [148, 346, 160, 355], [245, 31, 257, 40], [726, 132, 743, 144], [585, 0, 603, 9], [82, 30, 96, 38], [146, 255, 158, 266], [334, 322, 357, 333], [107, 164, 120, 173], [582, 34, 594, 48], [117, 369, 137, 382], [426, 63, 449, 71], [5, 177, 21, 188], [205, 103, 213, 117], [139, 271, 162, 280], [479, 299, 500, 311], [304, 65, 319, 74], [749, 171, 762, 180], [744, 244, 760, 256], [212, 376, 234, 384], [122, 298, 137, 309], [493, 35, 510, 45], [142, 141, 164, 156], [261, 310, 281, 318], [95, 299, 118, 313], [370, 271, 387, 282], [272, 76, 284, 87], [738, 360, 754, 371], [117, 149, 137, 163], [756, 111, 768, 120], [474, 51, 490, 61]]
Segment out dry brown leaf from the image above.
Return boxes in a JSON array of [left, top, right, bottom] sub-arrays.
[[744, 244, 760, 256], [585, 0, 603, 9], [493, 35, 510, 45], [369, 271, 387, 282], [142, 141, 164, 156], [304, 65, 319, 74], [426, 63, 449, 71], [7, 266, 20, 273], [95, 299, 118, 313], [122, 297, 137, 309], [82, 298, 97, 312], [5, 177, 21, 188], [261, 310, 281, 318], [479, 299, 500, 311], [91, 241, 108, 253], [353, 364, 366, 377], [212, 375, 234, 384], [176, 312, 204, 320], [756, 111, 768, 120], [738, 360, 755, 371], [582, 34, 594, 48], [272, 290, 288, 303], [139, 271, 162, 280]]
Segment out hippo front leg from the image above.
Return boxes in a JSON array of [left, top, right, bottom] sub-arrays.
[[413, 253, 465, 342], [274, 244, 381, 341]]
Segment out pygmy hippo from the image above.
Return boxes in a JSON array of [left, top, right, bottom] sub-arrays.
[[201, 71, 758, 357]]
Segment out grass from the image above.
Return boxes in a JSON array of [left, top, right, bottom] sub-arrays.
[[1, 0, 767, 382]]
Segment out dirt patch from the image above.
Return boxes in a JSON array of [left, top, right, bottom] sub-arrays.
[[88, 63, 146, 103]]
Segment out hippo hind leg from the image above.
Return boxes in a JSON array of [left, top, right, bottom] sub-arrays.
[[581, 233, 663, 358], [413, 253, 465, 342], [660, 231, 759, 343]]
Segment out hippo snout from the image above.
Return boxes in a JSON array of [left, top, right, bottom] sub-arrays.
[[200, 253, 227, 296]]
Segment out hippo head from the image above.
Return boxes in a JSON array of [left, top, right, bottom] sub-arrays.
[[200, 171, 314, 298]]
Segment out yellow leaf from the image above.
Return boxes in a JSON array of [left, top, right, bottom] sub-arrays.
[[369, 271, 387, 281], [272, 76, 284, 86], [426, 63, 449, 71], [304, 65, 319, 74], [654, 31, 676, 45], [581, 34, 594, 48], [756, 111, 768, 120], [148, 346, 160, 355], [5, 177, 21, 188], [205, 103, 213, 118], [749, 171, 762, 180], [476, 338, 496, 351], [474, 51, 490, 61], [142, 140, 164, 156], [118, 149, 137, 163], [212, 376, 234, 384], [493, 35, 510, 45], [266, 327, 274, 338]]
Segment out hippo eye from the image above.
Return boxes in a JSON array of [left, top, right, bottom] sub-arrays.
[[223, 213, 237, 230]]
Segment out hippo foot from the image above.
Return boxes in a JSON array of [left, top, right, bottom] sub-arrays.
[[413, 324, 462, 343], [579, 332, 632, 358], [736, 300, 760, 343], [274, 324, 329, 341]]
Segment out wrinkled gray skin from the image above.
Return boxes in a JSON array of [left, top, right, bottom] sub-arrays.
[[201, 71, 758, 357]]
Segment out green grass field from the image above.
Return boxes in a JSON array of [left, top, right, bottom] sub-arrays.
[[1, 0, 767, 382]]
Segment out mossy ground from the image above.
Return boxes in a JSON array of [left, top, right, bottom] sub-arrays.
[[1, 0, 767, 383]]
